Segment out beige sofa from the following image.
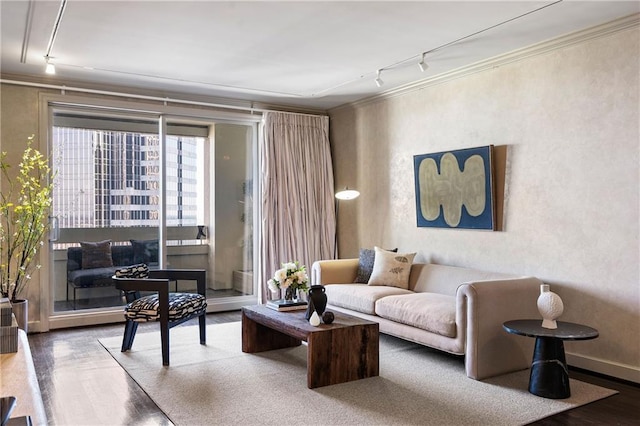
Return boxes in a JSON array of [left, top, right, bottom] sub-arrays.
[[311, 258, 542, 380]]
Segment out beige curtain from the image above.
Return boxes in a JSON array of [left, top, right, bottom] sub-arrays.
[[260, 112, 335, 302]]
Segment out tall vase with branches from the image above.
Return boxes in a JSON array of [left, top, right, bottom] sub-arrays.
[[0, 136, 53, 303]]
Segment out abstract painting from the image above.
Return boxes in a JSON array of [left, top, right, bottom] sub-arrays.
[[413, 145, 495, 230]]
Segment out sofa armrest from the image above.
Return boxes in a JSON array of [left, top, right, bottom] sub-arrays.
[[457, 276, 542, 380], [311, 259, 359, 285]]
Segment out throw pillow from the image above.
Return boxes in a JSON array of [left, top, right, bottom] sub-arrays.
[[354, 247, 398, 283], [367, 246, 416, 289], [130, 239, 159, 265], [80, 240, 114, 269], [115, 263, 150, 279]]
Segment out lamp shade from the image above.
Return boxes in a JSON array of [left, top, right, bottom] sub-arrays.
[[335, 188, 360, 200]]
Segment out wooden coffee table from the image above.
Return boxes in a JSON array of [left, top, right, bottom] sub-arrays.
[[242, 305, 379, 388]]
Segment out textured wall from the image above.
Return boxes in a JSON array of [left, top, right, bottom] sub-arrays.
[[330, 27, 639, 380], [0, 85, 47, 325]]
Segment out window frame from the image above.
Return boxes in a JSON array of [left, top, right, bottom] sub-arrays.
[[39, 92, 261, 330]]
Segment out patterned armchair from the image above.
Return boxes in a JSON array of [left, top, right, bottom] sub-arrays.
[[112, 267, 207, 366]]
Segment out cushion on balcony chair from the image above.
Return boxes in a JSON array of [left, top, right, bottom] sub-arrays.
[[124, 293, 207, 322]]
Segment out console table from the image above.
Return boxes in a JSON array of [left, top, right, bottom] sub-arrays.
[[503, 319, 598, 399]]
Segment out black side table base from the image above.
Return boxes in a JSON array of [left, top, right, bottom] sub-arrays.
[[529, 336, 570, 399]]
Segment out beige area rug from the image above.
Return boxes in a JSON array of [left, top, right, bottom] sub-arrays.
[[99, 321, 616, 426]]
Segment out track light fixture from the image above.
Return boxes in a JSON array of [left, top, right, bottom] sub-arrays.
[[375, 69, 384, 87], [43, 0, 67, 76], [44, 56, 56, 75], [418, 53, 429, 72], [357, 3, 563, 95]]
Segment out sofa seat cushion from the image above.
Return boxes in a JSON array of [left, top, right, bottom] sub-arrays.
[[325, 284, 413, 315], [375, 293, 457, 338], [68, 267, 118, 288]]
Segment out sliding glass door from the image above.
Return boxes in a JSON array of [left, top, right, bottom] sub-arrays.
[[50, 121, 162, 311], [48, 104, 257, 321]]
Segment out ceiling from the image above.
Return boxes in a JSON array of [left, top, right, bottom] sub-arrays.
[[1, 1, 639, 111]]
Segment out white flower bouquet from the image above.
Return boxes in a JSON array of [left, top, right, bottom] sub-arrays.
[[267, 261, 309, 300]]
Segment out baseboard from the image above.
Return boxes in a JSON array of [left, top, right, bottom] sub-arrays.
[[41, 296, 257, 331], [206, 295, 258, 312], [48, 310, 126, 330], [567, 351, 640, 384], [25, 320, 42, 333]]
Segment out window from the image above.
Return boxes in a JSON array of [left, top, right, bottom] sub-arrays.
[[52, 127, 203, 229], [48, 107, 257, 319]]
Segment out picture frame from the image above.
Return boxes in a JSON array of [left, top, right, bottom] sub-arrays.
[[413, 145, 495, 230]]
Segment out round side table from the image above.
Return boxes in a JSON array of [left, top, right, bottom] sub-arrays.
[[503, 319, 598, 399]]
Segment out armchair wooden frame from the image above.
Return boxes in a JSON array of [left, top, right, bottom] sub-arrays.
[[113, 269, 207, 366]]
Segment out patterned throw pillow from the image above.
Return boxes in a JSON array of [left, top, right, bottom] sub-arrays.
[[353, 247, 398, 283], [80, 240, 114, 269], [367, 246, 416, 289], [115, 263, 150, 279]]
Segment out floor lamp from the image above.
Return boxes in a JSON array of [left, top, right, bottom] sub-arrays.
[[334, 187, 360, 259]]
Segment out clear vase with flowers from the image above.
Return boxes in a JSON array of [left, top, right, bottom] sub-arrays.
[[267, 261, 309, 303]]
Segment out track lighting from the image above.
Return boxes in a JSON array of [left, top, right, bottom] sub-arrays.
[[375, 69, 383, 87], [418, 53, 429, 72], [43, 1, 66, 76], [44, 56, 56, 75]]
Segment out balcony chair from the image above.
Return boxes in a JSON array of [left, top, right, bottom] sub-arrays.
[[112, 266, 207, 366]]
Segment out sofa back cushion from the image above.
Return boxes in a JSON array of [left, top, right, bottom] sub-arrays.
[[130, 239, 159, 266], [80, 240, 113, 269], [111, 245, 136, 266], [325, 284, 413, 315], [408, 263, 516, 295], [67, 244, 135, 272]]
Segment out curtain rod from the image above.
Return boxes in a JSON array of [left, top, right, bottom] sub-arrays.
[[0, 79, 328, 118]]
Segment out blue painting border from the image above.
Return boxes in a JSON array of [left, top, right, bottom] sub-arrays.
[[413, 145, 495, 230]]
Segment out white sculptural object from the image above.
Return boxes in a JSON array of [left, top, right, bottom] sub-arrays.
[[309, 311, 321, 326], [537, 284, 564, 329]]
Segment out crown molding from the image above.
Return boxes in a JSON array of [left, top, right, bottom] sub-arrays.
[[0, 73, 328, 118], [331, 13, 639, 113]]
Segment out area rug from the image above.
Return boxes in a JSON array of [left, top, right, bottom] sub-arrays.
[[99, 321, 616, 425]]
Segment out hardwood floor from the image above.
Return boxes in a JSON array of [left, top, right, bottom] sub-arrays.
[[530, 369, 640, 426], [27, 311, 639, 425], [28, 311, 241, 426]]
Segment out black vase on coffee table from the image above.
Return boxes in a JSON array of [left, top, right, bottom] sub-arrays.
[[305, 285, 328, 320]]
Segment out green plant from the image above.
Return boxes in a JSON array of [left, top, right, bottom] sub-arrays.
[[0, 136, 53, 302]]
